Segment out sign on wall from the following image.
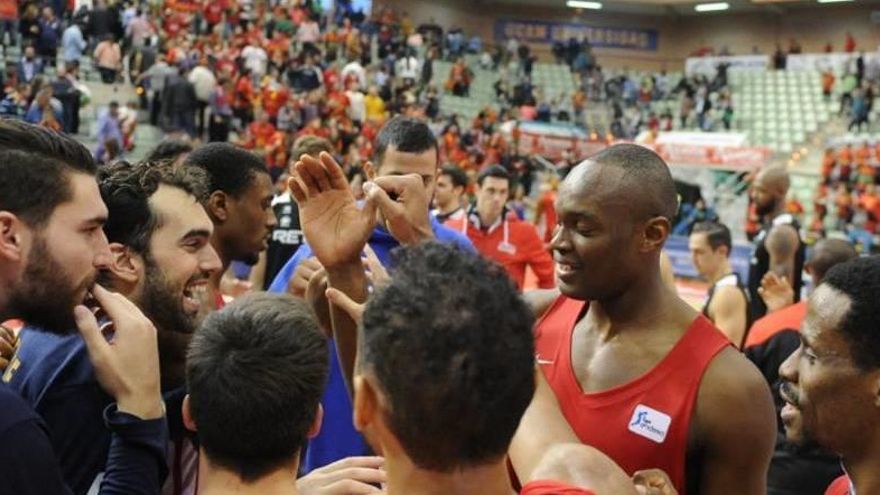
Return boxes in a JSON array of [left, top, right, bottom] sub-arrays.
[[494, 19, 658, 51]]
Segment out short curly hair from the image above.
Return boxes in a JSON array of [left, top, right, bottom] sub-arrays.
[[360, 242, 535, 472], [98, 160, 209, 254], [821, 256, 880, 370]]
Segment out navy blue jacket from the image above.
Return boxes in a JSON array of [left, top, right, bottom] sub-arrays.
[[5, 330, 169, 494]]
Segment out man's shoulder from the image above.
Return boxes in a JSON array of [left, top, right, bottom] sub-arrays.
[[0, 383, 40, 435], [433, 221, 475, 251], [7, 328, 94, 398]]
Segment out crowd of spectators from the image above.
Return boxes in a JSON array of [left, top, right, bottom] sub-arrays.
[[807, 142, 880, 252]]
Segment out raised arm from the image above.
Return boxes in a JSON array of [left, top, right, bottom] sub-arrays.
[[765, 224, 800, 283]]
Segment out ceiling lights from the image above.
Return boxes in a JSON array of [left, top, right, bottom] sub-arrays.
[[694, 2, 730, 11], [566, 0, 603, 9]]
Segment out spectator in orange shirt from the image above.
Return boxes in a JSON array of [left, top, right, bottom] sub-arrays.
[[821, 70, 835, 101], [260, 76, 290, 121], [243, 108, 277, 153], [856, 141, 871, 166], [821, 148, 836, 184], [233, 68, 255, 125], [446, 165, 555, 290]]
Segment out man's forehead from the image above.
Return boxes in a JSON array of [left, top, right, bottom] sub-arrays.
[[380, 146, 437, 174], [803, 285, 852, 347], [149, 186, 213, 235], [55, 173, 108, 221]]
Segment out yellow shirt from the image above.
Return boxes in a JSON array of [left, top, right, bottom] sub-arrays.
[[364, 94, 386, 121]]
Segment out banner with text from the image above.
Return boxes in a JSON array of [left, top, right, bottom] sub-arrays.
[[685, 55, 769, 76], [494, 19, 658, 51], [785, 52, 880, 72]]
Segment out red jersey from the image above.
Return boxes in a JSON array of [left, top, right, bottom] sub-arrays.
[[446, 212, 555, 290], [745, 301, 807, 348], [534, 297, 730, 494], [825, 475, 851, 495], [520, 480, 595, 495], [203, 2, 224, 24]]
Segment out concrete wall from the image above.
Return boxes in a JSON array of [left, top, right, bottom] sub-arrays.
[[376, 0, 878, 71]]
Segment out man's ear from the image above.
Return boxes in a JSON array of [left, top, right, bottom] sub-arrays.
[[353, 374, 378, 433], [307, 404, 323, 439], [206, 191, 229, 223], [107, 243, 142, 285], [0, 212, 27, 263], [642, 216, 671, 253], [182, 395, 197, 433]]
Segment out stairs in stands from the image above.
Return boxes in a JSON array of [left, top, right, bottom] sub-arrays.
[[1, 44, 163, 162]]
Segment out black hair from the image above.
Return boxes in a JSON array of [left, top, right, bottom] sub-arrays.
[[290, 136, 335, 164], [186, 293, 328, 481], [477, 164, 511, 187], [589, 143, 678, 221], [374, 116, 438, 167], [145, 138, 194, 163], [439, 164, 469, 189], [183, 143, 269, 197], [691, 221, 732, 254], [821, 256, 880, 370], [97, 160, 209, 255], [360, 242, 535, 471], [0, 119, 96, 227]]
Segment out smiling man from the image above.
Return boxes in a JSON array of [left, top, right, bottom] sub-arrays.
[[183, 143, 278, 308], [6, 160, 222, 494], [517, 144, 776, 495], [778, 256, 880, 495]]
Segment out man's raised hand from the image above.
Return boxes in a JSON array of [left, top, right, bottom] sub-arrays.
[[289, 152, 377, 268]]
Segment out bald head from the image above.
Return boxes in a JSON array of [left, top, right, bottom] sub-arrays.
[[571, 144, 678, 222], [755, 166, 790, 197], [807, 238, 858, 286]]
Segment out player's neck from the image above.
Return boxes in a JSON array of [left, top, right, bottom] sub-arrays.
[[590, 270, 692, 334], [707, 261, 732, 285], [845, 451, 880, 495], [438, 201, 461, 216], [197, 455, 299, 495], [763, 203, 785, 223], [386, 455, 513, 495]]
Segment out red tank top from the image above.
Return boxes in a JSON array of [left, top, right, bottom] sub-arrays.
[[534, 296, 730, 495], [825, 475, 852, 495]]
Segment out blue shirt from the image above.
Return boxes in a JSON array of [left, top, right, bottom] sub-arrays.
[[268, 216, 475, 473], [62, 25, 87, 63]]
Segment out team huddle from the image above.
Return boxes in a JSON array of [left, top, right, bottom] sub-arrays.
[[0, 117, 878, 495]]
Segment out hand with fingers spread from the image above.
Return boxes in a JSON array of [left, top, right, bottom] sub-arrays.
[[758, 271, 794, 313], [364, 174, 434, 246], [633, 469, 679, 495], [0, 324, 16, 371], [296, 456, 387, 495], [74, 284, 164, 420], [289, 152, 377, 268]]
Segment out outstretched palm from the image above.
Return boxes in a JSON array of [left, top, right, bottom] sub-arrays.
[[289, 152, 376, 268]]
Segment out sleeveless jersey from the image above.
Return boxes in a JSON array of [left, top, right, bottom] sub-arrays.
[[748, 213, 805, 321], [534, 296, 731, 495], [825, 475, 853, 495], [701, 272, 753, 347]]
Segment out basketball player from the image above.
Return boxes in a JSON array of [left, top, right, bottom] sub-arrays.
[[689, 221, 750, 347]]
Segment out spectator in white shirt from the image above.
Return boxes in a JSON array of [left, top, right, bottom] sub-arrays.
[[188, 56, 217, 137], [241, 44, 268, 80]]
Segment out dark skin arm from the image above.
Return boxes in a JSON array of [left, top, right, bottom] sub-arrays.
[[765, 224, 800, 282], [523, 288, 560, 318], [692, 347, 776, 495]]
